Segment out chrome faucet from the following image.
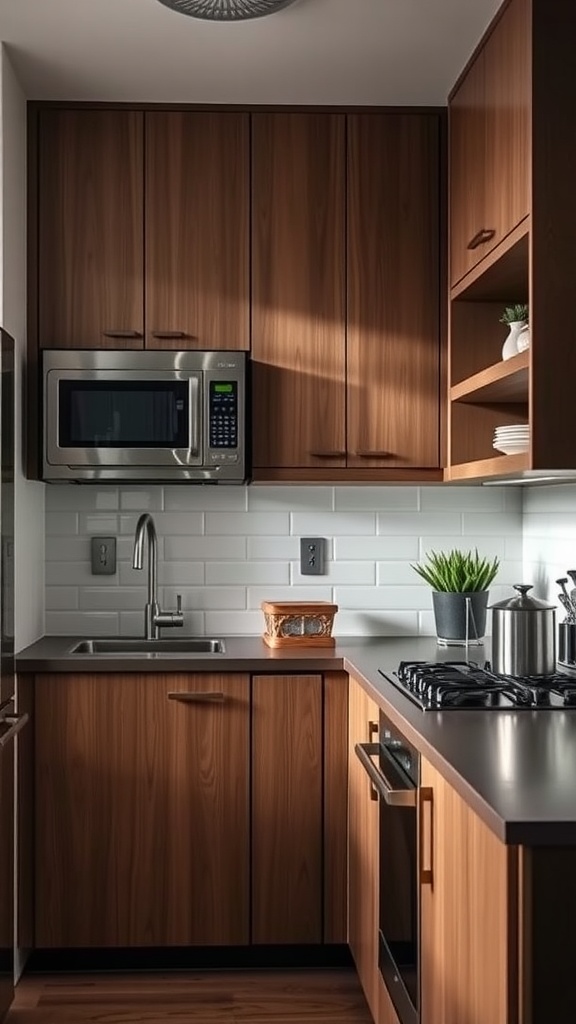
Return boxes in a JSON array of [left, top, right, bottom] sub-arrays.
[[132, 513, 184, 640]]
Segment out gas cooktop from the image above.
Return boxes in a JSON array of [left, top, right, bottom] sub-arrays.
[[379, 660, 576, 711]]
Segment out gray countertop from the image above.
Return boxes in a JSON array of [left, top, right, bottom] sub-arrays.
[[16, 633, 576, 846]]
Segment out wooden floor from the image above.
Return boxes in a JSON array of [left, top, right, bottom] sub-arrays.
[[5, 969, 373, 1023]]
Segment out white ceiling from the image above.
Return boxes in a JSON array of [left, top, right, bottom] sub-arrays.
[[0, 0, 502, 105]]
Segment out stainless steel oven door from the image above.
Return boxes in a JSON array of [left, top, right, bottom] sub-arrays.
[[355, 725, 419, 1024], [0, 703, 28, 1019]]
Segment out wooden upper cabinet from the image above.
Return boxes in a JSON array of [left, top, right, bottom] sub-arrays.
[[38, 109, 144, 349], [449, 0, 530, 286], [347, 114, 441, 469], [420, 757, 517, 1024], [251, 113, 346, 469], [251, 674, 323, 944], [145, 112, 249, 350], [35, 673, 250, 948]]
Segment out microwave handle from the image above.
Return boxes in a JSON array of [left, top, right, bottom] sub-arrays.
[[189, 376, 200, 455], [355, 742, 417, 807]]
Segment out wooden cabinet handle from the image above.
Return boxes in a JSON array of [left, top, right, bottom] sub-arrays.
[[167, 691, 226, 703], [151, 331, 189, 339], [309, 450, 346, 458], [419, 786, 433, 885], [466, 228, 496, 250], [355, 450, 392, 459], [102, 329, 143, 338]]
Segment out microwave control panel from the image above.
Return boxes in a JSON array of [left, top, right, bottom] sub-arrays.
[[209, 381, 238, 450]]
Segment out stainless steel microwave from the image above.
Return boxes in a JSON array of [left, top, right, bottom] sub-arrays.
[[42, 350, 247, 483]]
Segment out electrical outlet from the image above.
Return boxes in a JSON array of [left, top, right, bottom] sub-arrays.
[[91, 536, 117, 575], [300, 537, 325, 576]]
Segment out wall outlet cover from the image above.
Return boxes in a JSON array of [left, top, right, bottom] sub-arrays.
[[91, 536, 117, 575], [300, 537, 326, 576]]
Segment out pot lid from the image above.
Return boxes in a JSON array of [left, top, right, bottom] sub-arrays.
[[489, 584, 555, 612]]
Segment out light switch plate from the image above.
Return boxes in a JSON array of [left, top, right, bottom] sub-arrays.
[[91, 536, 117, 575], [300, 537, 325, 576]]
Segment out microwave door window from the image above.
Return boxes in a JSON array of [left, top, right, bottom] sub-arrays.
[[59, 382, 189, 449]]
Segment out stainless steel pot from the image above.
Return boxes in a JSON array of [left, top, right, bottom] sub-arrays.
[[490, 584, 556, 677]]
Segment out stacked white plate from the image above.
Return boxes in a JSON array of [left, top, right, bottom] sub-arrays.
[[493, 424, 530, 455]]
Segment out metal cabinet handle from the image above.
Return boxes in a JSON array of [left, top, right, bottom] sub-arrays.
[[309, 450, 346, 458], [466, 228, 496, 250], [354, 450, 392, 459], [368, 721, 379, 800], [354, 742, 416, 807], [419, 786, 433, 885], [102, 330, 143, 338], [0, 712, 30, 748], [167, 691, 226, 703], [151, 331, 188, 339]]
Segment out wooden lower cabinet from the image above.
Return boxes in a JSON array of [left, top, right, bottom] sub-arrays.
[[420, 757, 517, 1024], [252, 674, 323, 943], [348, 675, 380, 1022], [34, 670, 348, 951], [35, 673, 250, 947]]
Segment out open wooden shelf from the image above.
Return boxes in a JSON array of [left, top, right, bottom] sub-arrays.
[[450, 350, 529, 404], [450, 219, 530, 302], [445, 452, 530, 482]]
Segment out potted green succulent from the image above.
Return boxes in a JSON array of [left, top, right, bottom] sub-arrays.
[[412, 548, 500, 646], [500, 303, 529, 360]]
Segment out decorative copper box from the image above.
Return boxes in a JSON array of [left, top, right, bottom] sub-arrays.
[[261, 601, 338, 648]]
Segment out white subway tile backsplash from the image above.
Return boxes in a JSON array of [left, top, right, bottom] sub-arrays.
[[335, 487, 419, 511], [206, 512, 290, 535], [377, 512, 462, 536], [292, 512, 376, 536], [46, 512, 78, 536], [420, 486, 504, 511], [206, 611, 264, 635], [165, 486, 247, 512], [164, 536, 246, 561], [45, 611, 119, 635], [119, 488, 164, 511], [46, 487, 119, 512], [292, 561, 375, 585], [44, 484, 524, 636], [247, 586, 333, 608], [46, 587, 79, 610], [206, 562, 289, 586], [248, 486, 333, 511], [335, 536, 419, 560], [247, 537, 300, 561]]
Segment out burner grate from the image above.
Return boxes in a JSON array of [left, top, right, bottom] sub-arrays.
[[379, 660, 576, 711]]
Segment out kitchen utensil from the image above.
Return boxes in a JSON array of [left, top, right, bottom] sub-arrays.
[[490, 584, 557, 677], [556, 577, 571, 603], [567, 570, 576, 587], [558, 592, 575, 623]]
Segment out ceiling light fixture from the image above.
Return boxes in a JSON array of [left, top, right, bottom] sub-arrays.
[[156, 0, 299, 21]]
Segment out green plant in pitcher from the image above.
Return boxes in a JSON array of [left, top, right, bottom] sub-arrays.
[[500, 303, 528, 325], [411, 548, 500, 592]]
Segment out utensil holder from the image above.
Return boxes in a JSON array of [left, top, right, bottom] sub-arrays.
[[558, 623, 576, 667]]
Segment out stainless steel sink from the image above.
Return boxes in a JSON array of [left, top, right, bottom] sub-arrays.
[[69, 638, 226, 655]]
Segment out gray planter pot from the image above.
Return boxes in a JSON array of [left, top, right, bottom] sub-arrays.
[[431, 591, 489, 646]]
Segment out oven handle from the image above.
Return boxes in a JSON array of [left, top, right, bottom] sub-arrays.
[[355, 742, 417, 807], [0, 712, 29, 748]]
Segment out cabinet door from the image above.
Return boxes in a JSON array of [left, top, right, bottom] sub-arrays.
[[483, 0, 530, 252], [35, 673, 250, 948], [420, 757, 516, 1024], [145, 112, 249, 350], [37, 110, 144, 349], [347, 115, 441, 469], [348, 676, 380, 1022], [449, 52, 486, 286], [252, 113, 346, 470], [252, 674, 323, 943]]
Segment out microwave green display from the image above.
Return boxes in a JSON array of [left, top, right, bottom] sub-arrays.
[[214, 383, 233, 393]]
